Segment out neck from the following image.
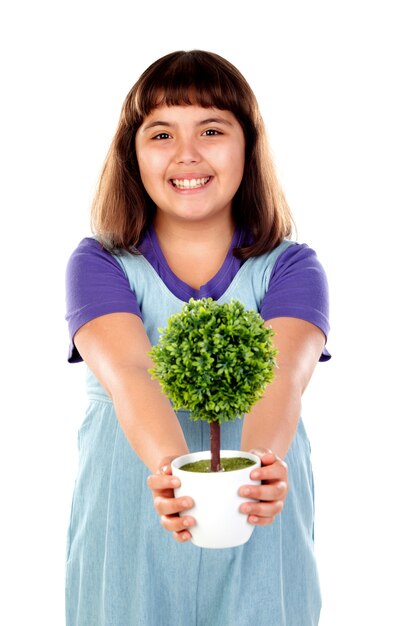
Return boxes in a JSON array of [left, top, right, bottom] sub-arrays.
[[153, 213, 235, 252], [152, 213, 237, 290]]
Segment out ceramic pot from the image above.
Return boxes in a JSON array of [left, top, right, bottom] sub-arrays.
[[171, 450, 261, 549]]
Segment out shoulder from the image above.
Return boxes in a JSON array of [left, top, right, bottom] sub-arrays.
[[270, 241, 329, 287], [273, 240, 326, 268], [66, 237, 130, 287], [260, 240, 331, 360], [65, 238, 142, 363], [69, 237, 116, 263], [267, 239, 329, 297], [246, 240, 328, 285], [68, 236, 105, 256]]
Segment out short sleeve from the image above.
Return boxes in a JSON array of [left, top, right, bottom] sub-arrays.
[[260, 243, 331, 361], [65, 238, 142, 363]]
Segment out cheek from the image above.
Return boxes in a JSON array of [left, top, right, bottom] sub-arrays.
[[223, 135, 245, 171], [229, 145, 245, 186], [137, 152, 166, 189], [136, 137, 165, 176]]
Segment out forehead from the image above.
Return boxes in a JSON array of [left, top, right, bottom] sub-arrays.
[[140, 104, 240, 127]]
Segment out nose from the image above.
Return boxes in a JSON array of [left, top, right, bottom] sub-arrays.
[[174, 136, 201, 165]]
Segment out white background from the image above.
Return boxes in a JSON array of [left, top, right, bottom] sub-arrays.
[[1, 1, 404, 624]]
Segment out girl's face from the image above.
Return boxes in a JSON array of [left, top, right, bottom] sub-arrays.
[[135, 104, 245, 227]]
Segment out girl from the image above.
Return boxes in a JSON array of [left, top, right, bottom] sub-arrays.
[[65, 50, 330, 626]]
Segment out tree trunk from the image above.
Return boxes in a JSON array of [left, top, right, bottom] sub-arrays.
[[210, 421, 221, 472]]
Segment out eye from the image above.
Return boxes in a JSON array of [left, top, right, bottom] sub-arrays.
[[202, 129, 222, 136], [152, 132, 171, 140]]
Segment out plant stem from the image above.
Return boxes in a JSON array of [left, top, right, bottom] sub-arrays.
[[210, 421, 221, 472]]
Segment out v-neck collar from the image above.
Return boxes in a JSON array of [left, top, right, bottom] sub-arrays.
[[138, 225, 244, 301]]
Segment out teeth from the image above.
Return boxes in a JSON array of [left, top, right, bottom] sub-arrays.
[[172, 177, 210, 189]]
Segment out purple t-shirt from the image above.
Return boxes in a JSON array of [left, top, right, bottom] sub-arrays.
[[65, 227, 331, 363]]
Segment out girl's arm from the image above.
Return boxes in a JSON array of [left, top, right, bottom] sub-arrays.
[[242, 317, 325, 458], [75, 311, 198, 542], [74, 311, 190, 473], [238, 317, 325, 527]]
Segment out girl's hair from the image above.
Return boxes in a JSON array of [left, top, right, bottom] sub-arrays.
[[91, 50, 294, 258]]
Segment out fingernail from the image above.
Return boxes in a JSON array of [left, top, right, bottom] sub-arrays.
[[240, 487, 251, 496], [251, 471, 260, 479], [183, 518, 194, 528], [171, 478, 180, 487]]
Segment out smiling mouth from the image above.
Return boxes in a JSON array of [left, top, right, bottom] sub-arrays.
[[170, 176, 211, 189]]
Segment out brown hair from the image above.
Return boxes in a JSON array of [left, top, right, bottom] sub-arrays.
[[91, 50, 294, 258]]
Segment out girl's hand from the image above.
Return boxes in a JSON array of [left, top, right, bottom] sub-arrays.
[[239, 448, 288, 526], [146, 456, 196, 543]]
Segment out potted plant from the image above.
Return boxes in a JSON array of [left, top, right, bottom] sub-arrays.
[[149, 298, 278, 548]]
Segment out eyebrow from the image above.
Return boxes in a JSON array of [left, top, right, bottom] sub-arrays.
[[142, 117, 234, 131]]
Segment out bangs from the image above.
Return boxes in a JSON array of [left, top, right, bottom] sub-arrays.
[[132, 50, 253, 122]]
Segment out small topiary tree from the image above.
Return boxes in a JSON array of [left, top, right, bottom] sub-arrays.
[[149, 298, 278, 472]]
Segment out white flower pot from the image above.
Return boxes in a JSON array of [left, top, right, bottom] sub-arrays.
[[171, 450, 261, 549]]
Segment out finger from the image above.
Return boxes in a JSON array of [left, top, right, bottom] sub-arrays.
[[239, 480, 288, 501], [249, 448, 287, 469], [154, 495, 194, 516], [247, 515, 276, 527], [250, 460, 288, 483], [172, 529, 193, 543], [157, 456, 178, 475], [160, 514, 196, 534], [147, 474, 180, 491], [249, 449, 285, 469], [249, 448, 276, 461], [240, 499, 284, 519]]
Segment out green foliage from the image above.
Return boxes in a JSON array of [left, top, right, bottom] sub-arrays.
[[149, 298, 278, 425]]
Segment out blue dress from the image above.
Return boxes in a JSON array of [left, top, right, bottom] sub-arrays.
[[65, 242, 322, 625]]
